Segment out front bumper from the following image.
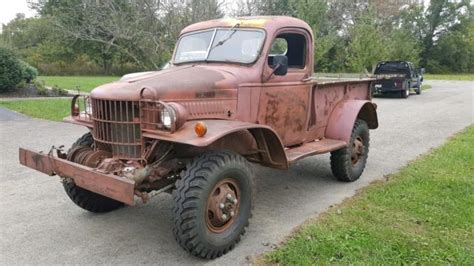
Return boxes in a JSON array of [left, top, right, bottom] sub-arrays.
[[19, 148, 135, 205], [374, 86, 403, 93]]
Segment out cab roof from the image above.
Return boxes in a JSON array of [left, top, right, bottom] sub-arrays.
[[180, 16, 313, 38]]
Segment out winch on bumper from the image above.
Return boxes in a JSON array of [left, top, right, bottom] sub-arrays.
[[19, 148, 135, 205]]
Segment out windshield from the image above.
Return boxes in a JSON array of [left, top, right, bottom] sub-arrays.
[[374, 62, 410, 75], [174, 28, 265, 64]]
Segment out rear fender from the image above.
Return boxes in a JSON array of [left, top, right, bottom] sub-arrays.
[[325, 100, 378, 143], [143, 120, 288, 169]]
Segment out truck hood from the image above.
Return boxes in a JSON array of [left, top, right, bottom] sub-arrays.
[[90, 64, 255, 101]]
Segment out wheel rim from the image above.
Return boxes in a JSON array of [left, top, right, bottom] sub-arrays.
[[351, 136, 365, 165], [206, 178, 240, 233]]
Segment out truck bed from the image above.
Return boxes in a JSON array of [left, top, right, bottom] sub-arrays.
[[307, 74, 375, 85]]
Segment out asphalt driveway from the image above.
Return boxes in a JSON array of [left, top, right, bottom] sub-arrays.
[[0, 80, 472, 265]]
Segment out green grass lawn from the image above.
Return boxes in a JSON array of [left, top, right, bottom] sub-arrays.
[[0, 99, 71, 121], [38, 76, 119, 93], [421, 84, 432, 90], [263, 125, 474, 265], [424, 74, 474, 81]]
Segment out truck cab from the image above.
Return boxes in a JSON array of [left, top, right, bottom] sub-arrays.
[[19, 16, 378, 259]]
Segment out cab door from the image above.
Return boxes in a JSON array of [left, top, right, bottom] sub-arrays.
[[257, 29, 313, 146]]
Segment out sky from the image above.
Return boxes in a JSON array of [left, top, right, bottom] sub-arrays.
[[0, 0, 37, 29]]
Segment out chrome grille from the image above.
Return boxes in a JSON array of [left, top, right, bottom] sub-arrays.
[[91, 98, 142, 159]]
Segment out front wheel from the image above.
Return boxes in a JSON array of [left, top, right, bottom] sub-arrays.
[[172, 151, 253, 259], [416, 85, 422, 95], [63, 132, 124, 213], [330, 119, 370, 182], [63, 179, 124, 213]]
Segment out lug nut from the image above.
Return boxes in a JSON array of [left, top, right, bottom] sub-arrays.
[[226, 194, 233, 200], [230, 211, 235, 217], [219, 203, 225, 209], [221, 214, 228, 220], [232, 198, 238, 204]]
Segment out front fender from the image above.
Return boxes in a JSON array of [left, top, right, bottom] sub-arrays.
[[325, 100, 378, 143], [142, 120, 288, 169], [142, 120, 269, 146]]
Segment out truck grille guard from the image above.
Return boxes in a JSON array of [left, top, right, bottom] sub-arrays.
[[79, 92, 173, 160], [91, 98, 142, 160], [74, 85, 232, 161]]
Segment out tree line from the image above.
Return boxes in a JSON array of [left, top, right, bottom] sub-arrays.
[[0, 0, 472, 75]]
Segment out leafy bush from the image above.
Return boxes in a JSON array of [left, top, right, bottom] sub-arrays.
[[0, 48, 23, 92], [51, 85, 68, 96], [36, 86, 49, 96], [20, 60, 38, 82], [426, 60, 451, 74], [16, 80, 28, 89], [32, 80, 48, 95]]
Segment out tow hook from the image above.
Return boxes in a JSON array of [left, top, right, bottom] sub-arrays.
[[48, 145, 66, 159]]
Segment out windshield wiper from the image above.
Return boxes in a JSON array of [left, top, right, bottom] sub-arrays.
[[206, 23, 240, 60]]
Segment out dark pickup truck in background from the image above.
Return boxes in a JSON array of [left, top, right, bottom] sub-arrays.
[[373, 61, 424, 98]]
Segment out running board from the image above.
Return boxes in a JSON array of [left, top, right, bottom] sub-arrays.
[[285, 138, 347, 163]]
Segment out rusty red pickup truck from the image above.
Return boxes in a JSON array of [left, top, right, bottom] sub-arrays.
[[19, 16, 378, 259]]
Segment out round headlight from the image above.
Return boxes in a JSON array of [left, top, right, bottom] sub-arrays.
[[85, 97, 93, 115], [160, 108, 173, 129], [157, 102, 188, 132], [168, 102, 188, 131]]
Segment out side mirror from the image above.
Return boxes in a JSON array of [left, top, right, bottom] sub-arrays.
[[272, 55, 288, 76], [420, 68, 425, 74]]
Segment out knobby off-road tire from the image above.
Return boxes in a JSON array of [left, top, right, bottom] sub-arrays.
[[68, 132, 94, 151], [330, 119, 370, 182], [63, 132, 124, 213], [172, 151, 253, 259]]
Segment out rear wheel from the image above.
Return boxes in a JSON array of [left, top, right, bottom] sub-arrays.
[[63, 132, 124, 213], [330, 119, 370, 182], [172, 151, 252, 259], [400, 82, 410, 98]]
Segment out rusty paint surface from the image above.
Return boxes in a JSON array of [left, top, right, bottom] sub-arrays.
[[180, 16, 313, 38], [285, 138, 347, 163], [19, 148, 135, 205], [206, 178, 240, 233], [257, 84, 309, 146], [142, 119, 283, 147], [325, 100, 378, 143]]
